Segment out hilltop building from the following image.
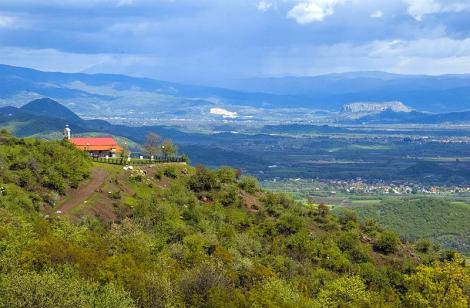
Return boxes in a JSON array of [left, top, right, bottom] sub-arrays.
[[63, 125, 123, 158]]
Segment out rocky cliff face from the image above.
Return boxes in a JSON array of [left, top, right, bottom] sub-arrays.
[[342, 101, 412, 113]]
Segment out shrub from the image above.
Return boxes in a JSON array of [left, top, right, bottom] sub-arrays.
[[415, 239, 433, 254], [163, 166, 179, 179], [216, 167, 238, 184], [317, 275, 373, 307], [318, 203, 329, 217], [108, 191, 122, 200], [188, 166, 219, 192], [276, 213, 303, 235], [43, 171, 66, 194], [336, 208, 358, 226], [374, 231, 401, 254], [219, 187, 239, 207], [238, 176, 260, 194], [179, 263, 229, 306]]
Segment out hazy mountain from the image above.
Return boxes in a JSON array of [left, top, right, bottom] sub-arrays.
[[0, 105, 87, 136], [21, 98, 83, 123], [342, 101, 412, 113], [216, 71, 470, 112], [2, 65, 470, 116], [0, 64, 308, 116], [351, 109, 470, 124]]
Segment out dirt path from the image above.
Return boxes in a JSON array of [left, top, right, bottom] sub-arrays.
[[58, 167, 109, 214]]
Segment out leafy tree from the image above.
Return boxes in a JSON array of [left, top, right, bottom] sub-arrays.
[[121, 142, 131, 164], [92, 283, 136, 308], [404, 260, 469, 307], [143, 132, 161, 158], [249, 278, 314, 307], [316, 275, 374, 307], [162, 139, 178, 157]]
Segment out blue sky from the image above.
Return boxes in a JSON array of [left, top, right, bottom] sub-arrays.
[[1, 0, 470, 82]]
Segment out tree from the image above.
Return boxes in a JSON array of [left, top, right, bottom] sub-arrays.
[[121, 142, 130, 164], [143, 133, 161, 158], [404, 260, 469, 307], [161, 139, 178, 157], [316, 275, 374, 307]]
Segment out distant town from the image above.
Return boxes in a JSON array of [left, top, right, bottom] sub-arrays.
[[263, 178, 470, 197]]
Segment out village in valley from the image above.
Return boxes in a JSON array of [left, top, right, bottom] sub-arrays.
[[263, 177, 470, 205]]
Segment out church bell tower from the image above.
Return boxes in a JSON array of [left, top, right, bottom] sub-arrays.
[[63, 125, 71, 140]]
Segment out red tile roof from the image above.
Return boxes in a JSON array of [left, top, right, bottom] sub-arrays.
[[70, 137, 118, 146], [69, 137, 123, 152]]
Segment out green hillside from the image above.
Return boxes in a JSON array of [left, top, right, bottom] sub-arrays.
[[355, 198, 470, 255], [0, 133, 469, 307]]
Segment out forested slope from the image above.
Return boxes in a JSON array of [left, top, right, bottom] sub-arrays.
[[356, 198, 470, 255], [0, 132, 468, 307]]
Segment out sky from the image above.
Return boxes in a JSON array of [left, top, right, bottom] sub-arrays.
[[1, 0, 470, 83]]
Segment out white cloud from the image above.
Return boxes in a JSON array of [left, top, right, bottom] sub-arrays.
[[257, 0, 273, 12], [0, 15, 14, 28], [287, 0, 344, 24], [257, 36, 470, 76], [116, 0, 134, 7], [0, 47, 141, 73], [370, 10, 383, 18], [405, 0, 470, 21]]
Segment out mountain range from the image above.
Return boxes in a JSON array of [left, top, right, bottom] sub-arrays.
[[216, 71, 470, 112], [2, 64, 470, 118]]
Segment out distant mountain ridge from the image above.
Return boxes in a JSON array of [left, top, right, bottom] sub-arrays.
[[2, 64, 470, 114], [342, 101, 412, 113], [0, 64, 309, 113], [349, 109, 470, 124], [215, 71, 470, 112]]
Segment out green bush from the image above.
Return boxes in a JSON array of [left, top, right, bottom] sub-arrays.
[[415, 239, 434, 254], [239, 176, 260, 194], [188, 166, 219, 192], [216, 167, 238, 184], [163, 165, 179, 179], [374, 231, 401, 254]]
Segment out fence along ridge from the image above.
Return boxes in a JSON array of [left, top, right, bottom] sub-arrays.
[[92, 155, 185, 165]]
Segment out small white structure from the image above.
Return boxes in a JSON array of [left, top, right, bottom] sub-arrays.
[[63, 125, 71, 140]]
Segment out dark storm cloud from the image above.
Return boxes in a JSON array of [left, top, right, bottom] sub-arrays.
[[1, 0, 470, 82]]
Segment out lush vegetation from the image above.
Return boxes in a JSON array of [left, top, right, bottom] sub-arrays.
[[0, 130, 91, 202], [355, 198, 470, 255], [0, 134, 469, 307]]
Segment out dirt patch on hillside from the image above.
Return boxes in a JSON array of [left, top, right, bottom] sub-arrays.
[[240, 191, 262, 212], [58, 167, 109, 214]]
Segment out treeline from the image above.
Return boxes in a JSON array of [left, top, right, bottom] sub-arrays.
[[0, 134, 468, 307]]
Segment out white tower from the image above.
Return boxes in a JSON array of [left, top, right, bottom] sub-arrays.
[[63, 125, 71, 140]]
